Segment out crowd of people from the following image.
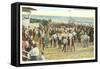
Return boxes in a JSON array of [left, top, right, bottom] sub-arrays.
[[22, 22, 94, 61]]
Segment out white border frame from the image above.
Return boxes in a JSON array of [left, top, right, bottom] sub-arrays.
[[20, 5, 96, 64]]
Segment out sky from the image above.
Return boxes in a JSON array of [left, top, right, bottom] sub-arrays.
[[22, 5, 95, 18]]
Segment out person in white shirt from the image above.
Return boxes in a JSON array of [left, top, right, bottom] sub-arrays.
[[29, 43, 40, 61], [52, 33, 58, 48], [68, 30, 75, 52], [68, 32, 73, 40], [62, 37, 68, 52], [73, 31, 77, 39]]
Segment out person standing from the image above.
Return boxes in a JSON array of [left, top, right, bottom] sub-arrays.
[[44, 34, 49, 48], [52, 33, 58, 48], [41, 30, 45, 50], [68, 30, 75, 52], [58, 33, 62, 49], [83, 32, 90, 48], [62, 37, 68, 52]]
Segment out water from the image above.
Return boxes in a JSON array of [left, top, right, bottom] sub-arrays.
[[23, 15, 94, 24]]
